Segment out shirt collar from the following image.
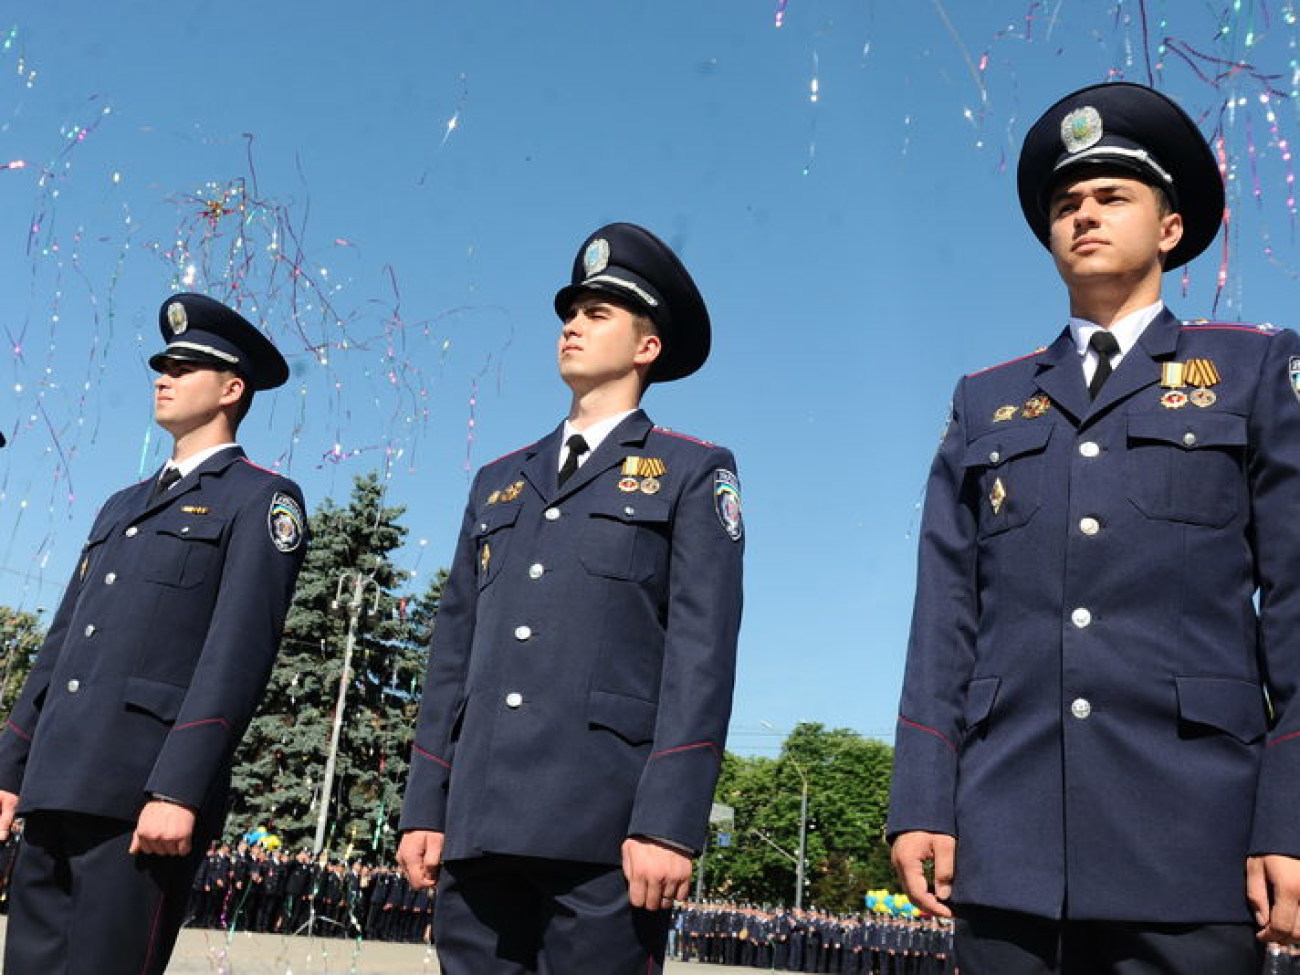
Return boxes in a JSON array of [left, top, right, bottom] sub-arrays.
[[168, 442, 240, 480], [561, 410, 637, 467], [1069, 300, 1164, 359]]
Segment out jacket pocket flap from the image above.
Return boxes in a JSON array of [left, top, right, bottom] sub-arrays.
[[588, 690, 658, 745], [123, 676, 186, 722], [1128, 411, 1247, 449], [1175, 676, 1266, 743], [155, 517, 226, 542], [588, 497, 672, 525], [962, 424, 1053, 469], [473, 503, 521, 537], [963, 676, 1001, 728]]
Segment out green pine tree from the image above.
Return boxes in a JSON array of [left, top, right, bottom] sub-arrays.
[[228, 472, 439, 860]]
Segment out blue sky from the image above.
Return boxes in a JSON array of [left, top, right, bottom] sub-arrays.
[[1, 1, 1297, 756]]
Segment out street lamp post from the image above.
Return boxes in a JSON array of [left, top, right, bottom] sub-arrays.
[[312, 567, 380, 856], [791, 761, 810, 911]]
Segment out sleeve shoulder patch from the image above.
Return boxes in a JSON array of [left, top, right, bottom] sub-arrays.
[[268, 492, 305, 553], [713, 469, 743, 541]]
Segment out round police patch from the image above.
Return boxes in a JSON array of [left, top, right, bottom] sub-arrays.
[[268, 492, 304, 553], [713, 469, 743, 541]]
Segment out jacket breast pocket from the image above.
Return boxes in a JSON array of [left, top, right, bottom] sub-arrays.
[[142, 517, 227, 589], [471, 503, 521, 590], [962, 424, 1053, 537], [1125, 412, 1246, 527], [579, 498, 672, 582]]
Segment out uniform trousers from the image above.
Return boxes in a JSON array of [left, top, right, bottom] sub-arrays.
[[955, 905, 1262, 975], [434, 853, 670, 974], [3, 810, 209, 975]]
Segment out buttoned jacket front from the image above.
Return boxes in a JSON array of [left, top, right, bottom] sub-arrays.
[[0, 447, 306, 821], [890, 309, 1300, 922], [399, 410, 744, 864]]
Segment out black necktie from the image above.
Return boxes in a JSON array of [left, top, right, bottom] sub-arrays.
[[1088, 330, 1121, 399], [152, 466, 181, 499], [557, 434, 589, 488]]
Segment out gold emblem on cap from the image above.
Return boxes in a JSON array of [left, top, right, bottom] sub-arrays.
[[166, 301, 189, 335], [1061, 105, 1103, 154], [993, 405, 1018, 423], [1021, 394, 1052, 419], [989, 477, 1007, 515], [583, 238, 610, 276], [1161, 390, 1189, 409]]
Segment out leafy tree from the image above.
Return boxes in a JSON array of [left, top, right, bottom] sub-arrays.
[[703, 723, 895, 912], [0, 608, 46, 715], [228, 473, 437, 860]]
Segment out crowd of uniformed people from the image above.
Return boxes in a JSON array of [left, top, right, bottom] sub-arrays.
[[185, 840, 436, 943], [668, 901, 954, 973]]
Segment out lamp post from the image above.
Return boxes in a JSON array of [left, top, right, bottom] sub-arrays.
[[791, 761, 810, 911], [312, 567, 381, 856]]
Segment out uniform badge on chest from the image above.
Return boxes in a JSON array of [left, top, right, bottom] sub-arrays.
[[1161, 358, 1220, 409], [620, 456, 666, 494], [1021, 395, 1051, 419], [989, 477, 1007, 515]]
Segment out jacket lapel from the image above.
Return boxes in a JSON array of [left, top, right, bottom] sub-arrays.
[[1087, 308, 1180, 416], [1031, 329, 1089, 426], [521, 412, 654, 503], [137, 446, 246, 518]]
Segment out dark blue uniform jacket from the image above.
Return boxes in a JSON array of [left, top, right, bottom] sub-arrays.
[[0, 446, 306, 820], [890, 310, 1300, 922], [399, 410, 743, 863]]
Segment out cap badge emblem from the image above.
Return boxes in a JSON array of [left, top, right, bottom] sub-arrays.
[[166, 301, 189, 335], [583, 238, 610, 276], [1061, 105, 1103, 154]]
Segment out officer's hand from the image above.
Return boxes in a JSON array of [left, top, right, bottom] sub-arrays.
[[129, 800, 196, 857], [1248, 854, 1300, 945], [622, 836, 693, 911], [396, 829, 444, 891], [0, 789, 19, 841], [890, 831, 955, 918]]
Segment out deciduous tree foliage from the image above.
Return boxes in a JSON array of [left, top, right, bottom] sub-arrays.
[[704, 723, 895, 911]]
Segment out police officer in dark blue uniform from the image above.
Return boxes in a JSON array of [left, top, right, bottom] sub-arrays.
[[395, 222, 744, 973], [0, 293, 306, 974], [889, 81, 1300, 973]]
